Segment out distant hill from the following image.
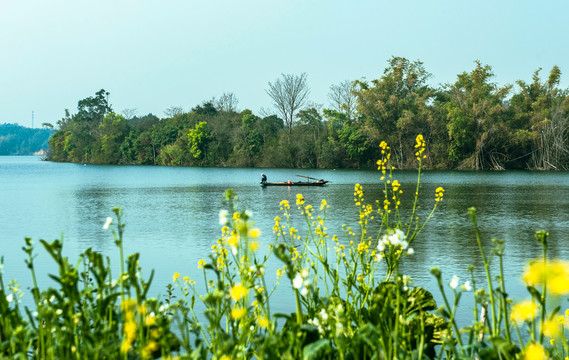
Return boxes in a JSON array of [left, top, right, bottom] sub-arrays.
[[0, 123, 54, 155]]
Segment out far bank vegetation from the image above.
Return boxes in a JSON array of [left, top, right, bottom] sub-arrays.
[[47, 57, 569, 170]]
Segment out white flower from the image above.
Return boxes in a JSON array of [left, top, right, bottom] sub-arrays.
[[390, 229, 406, 244], [320, 309, 328, 321], [245, 210, 253, 218], [449, 275, 459, 289], [407, 248, 415, 255], [219, 210, 228, 225], [103, 217, 112, 230], [301, 268, 309, 278], [300, 287, 308, 296], [462, 280, 472, 291], [6, 294, 13, 303], [382, 228, 408, 249], [292, 273, 303, 289]]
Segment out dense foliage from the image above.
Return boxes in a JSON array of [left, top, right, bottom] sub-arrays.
[[0, 123, 53, 155], [47, 58, 569, 170]]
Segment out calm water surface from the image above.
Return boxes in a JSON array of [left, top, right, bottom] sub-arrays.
[[2, 156, 569, 326]]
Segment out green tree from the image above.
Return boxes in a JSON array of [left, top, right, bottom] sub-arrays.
[[353, 57, 435, 167], [187, 121, 211, 161], [48, 90, 114, 163], [295, 108, 326, 167], [445, 61, 511, 169], [94, 113, 129, 164], [509, 66, 569, 169]]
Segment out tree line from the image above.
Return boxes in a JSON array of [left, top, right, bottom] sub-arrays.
[[0, 123, 54, 155], [47, 57, 569, 170]]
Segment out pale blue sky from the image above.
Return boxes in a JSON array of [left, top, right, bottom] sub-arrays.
[[1, 0, 568, 128]]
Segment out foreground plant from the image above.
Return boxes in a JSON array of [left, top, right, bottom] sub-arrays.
[[166, 135, 449, 359], [1, 208, 180, 359], [429, 209, 569, 359]]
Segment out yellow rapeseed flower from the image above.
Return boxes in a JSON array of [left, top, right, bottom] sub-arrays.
[[231, 306, 246, 320], [258, 315, 270, 328], [249, 241, 259, 252], [415, 134, 424, 148], [120, 339, 131, 354], [511, 300, 538, 323], [279, 200, 290, 210], [523, 261, 545, 286], [230, 283, 248, 301], [141, 340, 159, 360], [145, 314, 156, 327], [543, 318, 560, 338], [523, 259, 569, 295], [227, 234, 239, 248], [248, 228, 261, 239], [524, 342, 546, 360], [548, 261, 569, 294], [172, 272, 180, 282], [198, 259, 207, 269], [121, 319, 137, 354], [435, 187, 445, 202], [296, 193, 305, 206], [124, 320, 136, 338], [121, 298, 137, 311], [392, 180, 400, 193]]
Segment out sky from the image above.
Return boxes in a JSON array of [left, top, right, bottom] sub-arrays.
[[1, 0, 568, 128]]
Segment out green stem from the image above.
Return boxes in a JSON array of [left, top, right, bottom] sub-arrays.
[[435, 273, 464, 354], [469, 208, 497, 335], [498, 254, 511, 342], [406, 160, 422, 239], [539, 236, 547, 344], [294, 288, 303, 324]]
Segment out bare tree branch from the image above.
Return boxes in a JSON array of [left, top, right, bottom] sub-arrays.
[[215, 92, 239, 112], [164, 106, 184, 118], [328, 80, 357, 119], [266, 73, 310, 136], [121, 108, 138, 120]]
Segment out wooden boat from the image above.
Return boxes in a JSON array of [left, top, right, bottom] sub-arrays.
[[261, 175, 329, 187]]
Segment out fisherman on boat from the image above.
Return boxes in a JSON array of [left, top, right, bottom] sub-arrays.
[[261, 173, 267, 184]]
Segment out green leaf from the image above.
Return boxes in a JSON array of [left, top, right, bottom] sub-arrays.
[[302, 339, 333, 360], [526, 286, 543, 305]]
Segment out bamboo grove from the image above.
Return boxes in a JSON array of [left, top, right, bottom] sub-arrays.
[[47, 57, 569, 170]]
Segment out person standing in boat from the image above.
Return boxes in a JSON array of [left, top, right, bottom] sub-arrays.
[[261, 173, 267, 184]]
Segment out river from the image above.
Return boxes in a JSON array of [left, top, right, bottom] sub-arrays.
[[2, 156, 569, 326]]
